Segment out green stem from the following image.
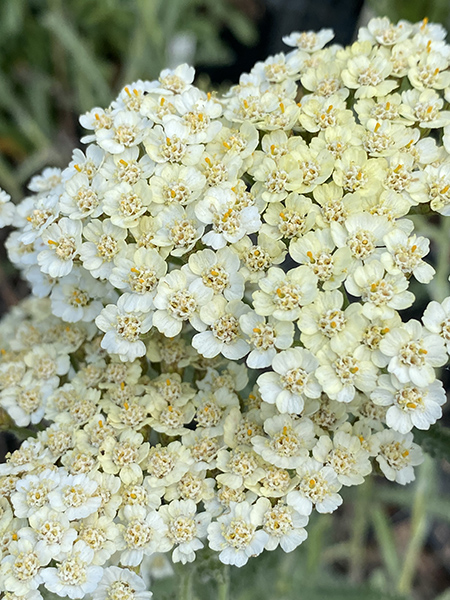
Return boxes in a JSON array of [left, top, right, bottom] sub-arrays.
[[178, 563, 195, 600], [216, 563, 230, 600], [371, 503, 401, 586], [349, 477, 372, 583], [397, 455, 435, 595]]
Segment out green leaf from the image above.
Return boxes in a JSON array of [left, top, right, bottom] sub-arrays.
[[414, 424, 450, 459]]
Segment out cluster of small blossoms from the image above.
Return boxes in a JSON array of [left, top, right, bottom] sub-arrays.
[[1, 15, 450, 599]]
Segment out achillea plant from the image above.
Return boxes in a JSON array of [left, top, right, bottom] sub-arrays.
[[1, 16, 450, 599]]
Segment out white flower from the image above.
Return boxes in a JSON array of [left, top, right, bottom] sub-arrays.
[[313, 430, 372, 486], [79, 219, 128, 279], [38, 218, 82, 278], [374, 430, 423, 484], [193, 297, 250, 360], [41, 540, 103, 599], [93, 566, 153, 600], [103, 181, 152, 228], [159, 499, 211, 564], [381, 229, 435, 283], [97, 110, 148, 154], [96, 294, 153, 361], [117, 504, 171, 567], [28, 507, 78, 563], [10, 469, 61, 518], [60, 173, 107, 220], [0, 189, 16, 227], [47, 473, 101, 520], [251, 414, 315, 468], [0, 372, 54, 427], [1, 534, 48, 596], [371, 375, 446, 433], [153, 269, 213, 337], [287, 458, 343, 514], [422, 297, 450, 352], [207, 500, 269, 567], [379, 320, 447, 386], [195, 186, 261, 249], [259, 498, 308, 552], [50, 268, 109, 323], [186, 247, 244, 300], [257, 348, 321, 414], [240, 312, 294, 368]]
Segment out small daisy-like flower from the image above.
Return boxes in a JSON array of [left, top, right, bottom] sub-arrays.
[[287, 458, 343, 515], [239, 312, 294, 368], [96, 293, 153, 362], [313, 430, 372, 486], [207, 500, 269, 567], [422, 297, 450, 352], [153, 269, 213, 337], [371, 375, 446, 433], [40, 539, 103, 599], [79, 218, 128, 280], [257, 347, 321, 414], [47, 472, 101, 520], [251, 414, 315, 468], [159, 499, 211, 564], [193, 297, 250, 360], [260, 498, 308, 552], [38, 218, 82, 278], [0, 189, 16, 227], [379, 320, 447, 386], [93, 566, 153, 600], [374, 430, 423, 484]]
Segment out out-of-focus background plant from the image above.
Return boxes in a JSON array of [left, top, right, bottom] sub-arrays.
[[1, 1, 450, 599]]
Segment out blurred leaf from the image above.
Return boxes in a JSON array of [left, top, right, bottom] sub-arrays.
[[41, 9, 112, 107], [414, 424, 450, 460]]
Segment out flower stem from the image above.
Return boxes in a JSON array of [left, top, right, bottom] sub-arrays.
[[178, 564, 195, 600], [216, 563, 230, 600]]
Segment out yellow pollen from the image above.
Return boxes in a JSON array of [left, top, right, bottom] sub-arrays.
[[121, 382, 125, 390], [276, 288, 284, 298], [297, 102, 302, 107], [160, 97, 166, 106], [253, 327, 261, 333], [406, 402, 417, 409], [243, 99, 249, 109], [421, 17, 429, 30], [74, 164, 82, 172], [198, 113, 204, 121], [374, 122, 381, 132], [210, 269, 219, 276], [124, 402, 129, 410], [47, 239, 58, 246], [95, 113, 100, 120], [130, 267, 140, 273], [330, 321, 337, 329], [418, 348, 428, 354], [0, 349, 5, 355], [394, 164, 403, 173], [327, 104, 333, 113], [74, 298, 81, 304], [247, 429, 253, 436], [309, 479, 316, 489], [358, 435, 364, 443], [124, 87, 131, 96], [130, 493, 137, 499], [279, 102, 285, 113], [26, 216, 32, 222], [357, 171, 363, 180], [207, 92, 212, 100], [222, 208, 233, 222], [12, 533, 18, 541], [279, 211, 286, 220], [350, 367, 359, 374], [133, 89, 139, 96], [386, 102, 390, 109], [426, 40, 432, 53], [402, 449, 410, 457], [119, 159, 128, 166], [205, 157, 212, 165], [282, 426, 288, 435], [370, 283, 378, 292], [440, 185, 449, 194], [249, 394, 255, 400], [381, 327, 390, 334], [426, 105, 433, 113], [434, 67, 440, 76], [270, 144, 276, 154], [170, 189, 176, 198], [166, 378, 171, 385], [306, 250, 315, 262], [223, 141, 231, 149], [411, 245, 417, 252], [406, 139, 414, 148]]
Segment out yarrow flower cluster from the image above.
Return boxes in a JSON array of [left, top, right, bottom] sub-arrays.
[[1, 16, 450, 598]]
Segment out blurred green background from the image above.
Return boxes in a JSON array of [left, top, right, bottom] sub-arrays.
[[1, 1, 450, 599]]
